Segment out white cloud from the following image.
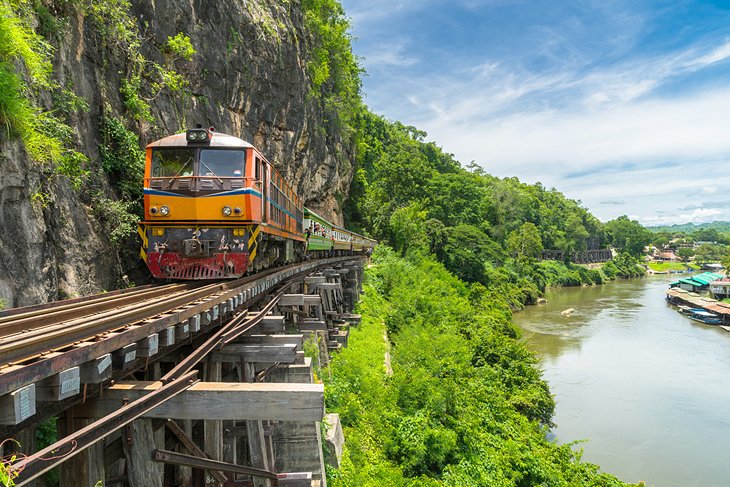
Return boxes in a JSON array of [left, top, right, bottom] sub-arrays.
[[343, 0, 730, 225], [359, 41, 419, 67]]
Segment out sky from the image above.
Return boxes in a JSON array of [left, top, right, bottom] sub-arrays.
[[339, 0, 730, 226]]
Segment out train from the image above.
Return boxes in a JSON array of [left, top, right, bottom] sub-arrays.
[[137, 127, 376, 279]]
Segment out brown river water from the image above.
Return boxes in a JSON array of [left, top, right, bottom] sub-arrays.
[[513, 275, 730, 487]]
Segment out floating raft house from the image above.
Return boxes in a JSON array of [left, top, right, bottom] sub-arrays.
[[668, 272, 724, 293], [666, 287, 730, 325]]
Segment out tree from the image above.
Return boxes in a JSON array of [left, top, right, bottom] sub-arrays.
[[506, 222, 543, 261], [439, 224, 504, 283], [604, 215, 651, 257], [677, 247, 694, 262], [694, 243, 723, 264], [389, 203, 427, 257]]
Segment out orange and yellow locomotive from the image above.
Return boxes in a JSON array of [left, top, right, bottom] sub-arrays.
[[138, 127, 305, 279]]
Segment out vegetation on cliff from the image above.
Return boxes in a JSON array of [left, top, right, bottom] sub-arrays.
[[326, 247, 640, 486]]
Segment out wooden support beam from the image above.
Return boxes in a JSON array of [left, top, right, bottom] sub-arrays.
[[0, 384, 35, 425], [277, 472, 313, 487], [112, 344, 137, 369], [152, 449, 277, 481], [158, 327, 175, 347], [36, 367, 80, 401], [77, 382, 324, 421], [79, 354, 112, 384], [279, 294, 304, 306], [136, 334, 159, 358], [165, 419, 227, 485], [205, 361, 223, 486], [303, 295, 322, 306], [244, 363, 272, 487], [124, 419, 163, 487]]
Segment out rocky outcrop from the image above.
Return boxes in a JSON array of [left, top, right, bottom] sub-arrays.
[[0, 0, 354, 306]]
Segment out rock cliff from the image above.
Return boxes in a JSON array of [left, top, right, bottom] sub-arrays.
[[0, 0, 355, 306]]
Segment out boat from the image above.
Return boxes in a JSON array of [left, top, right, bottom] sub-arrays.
[[674, 304, 705, 315], [689, 310, 722, 325]]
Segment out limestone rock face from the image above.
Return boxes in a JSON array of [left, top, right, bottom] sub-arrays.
[[0, 0, 354, 306]]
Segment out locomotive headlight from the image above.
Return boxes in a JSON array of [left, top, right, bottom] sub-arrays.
[[149, 206, 159, 215], [222, 206, 232, 216], [160, 205, 170, 216], [186, 128, 210, 143], [233, 207, 242, 215]]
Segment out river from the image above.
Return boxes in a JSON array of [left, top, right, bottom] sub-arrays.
[[513, 275, 730, 487]]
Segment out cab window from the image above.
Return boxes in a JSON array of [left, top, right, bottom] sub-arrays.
[[151, 149, 195, 177], [200, 149, 246, 178]]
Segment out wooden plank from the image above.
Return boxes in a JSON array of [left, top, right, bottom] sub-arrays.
[[0, 384, 35, 424], [210, 346, 299, 364], [36, 367, 80, 401], [233, 334, 304, 349], [298, 320, 327, 331], [78, 382, 324, 421], [279, 294, 305, 306]]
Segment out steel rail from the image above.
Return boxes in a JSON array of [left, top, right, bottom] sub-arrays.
[[0, 279, 254, 365], [160, 289, 284, 383], [11, 370, 199, 486], [0, 282, 201, 336], [0, 283, 160, 319], [152, 449, 278, 481]]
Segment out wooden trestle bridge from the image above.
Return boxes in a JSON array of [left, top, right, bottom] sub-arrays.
[[0, 256, 366, 487]]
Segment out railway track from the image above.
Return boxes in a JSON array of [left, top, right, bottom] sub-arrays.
[[0, 256, 359, 400], [1, 255, 366, 486]]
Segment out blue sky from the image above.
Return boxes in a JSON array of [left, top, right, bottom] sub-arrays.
[[340, 0, 730, 225]]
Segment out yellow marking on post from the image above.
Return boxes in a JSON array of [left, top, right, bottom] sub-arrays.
[[137, 224, 149, 247], [138, 224, 149, 263], [248, 225, 260, 265], [248, 225, 261, 247]]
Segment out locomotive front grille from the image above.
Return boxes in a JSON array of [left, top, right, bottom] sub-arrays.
[[165, 263, 226, 279]]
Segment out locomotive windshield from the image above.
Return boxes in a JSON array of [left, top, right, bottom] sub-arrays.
[[150, 149, 246, 178], [199, 149, 245, 177], [151, 149, 195, 177]]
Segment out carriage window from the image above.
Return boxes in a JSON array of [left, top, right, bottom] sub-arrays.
[[151, 149, 195, 177], [200, 149, 245, 177]]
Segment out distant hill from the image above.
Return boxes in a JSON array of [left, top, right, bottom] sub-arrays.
[[647, 221, 730, 233]]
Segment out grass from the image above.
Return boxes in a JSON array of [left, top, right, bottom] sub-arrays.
[[647, 262, 693, 272]]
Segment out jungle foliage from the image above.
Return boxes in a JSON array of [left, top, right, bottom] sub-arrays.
[[326, 247, 640, 486], [345, 111, 645, 305]]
